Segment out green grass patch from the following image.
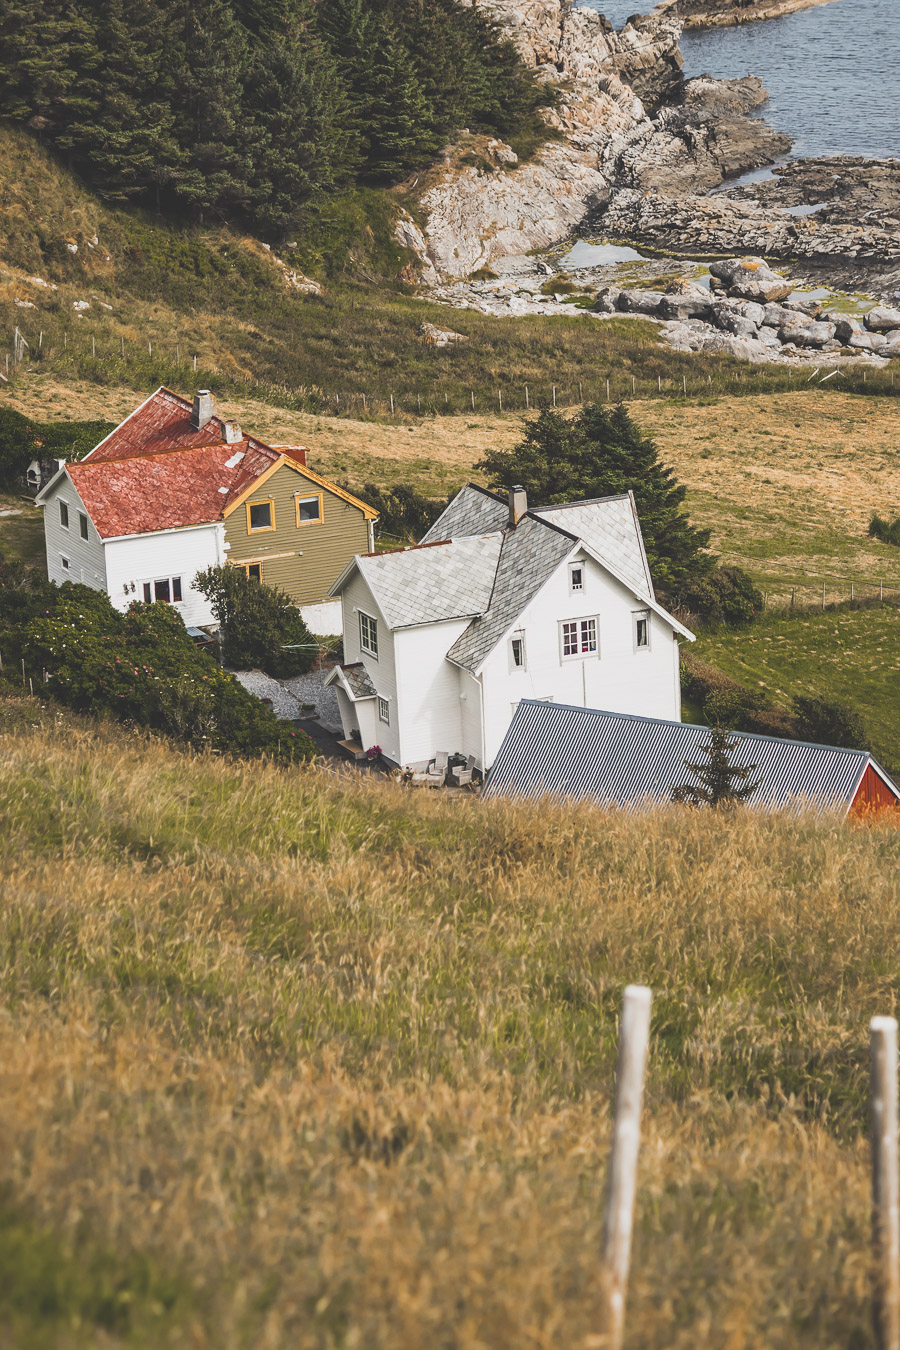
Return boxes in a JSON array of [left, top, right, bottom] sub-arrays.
[[692, 605, 900, 774]]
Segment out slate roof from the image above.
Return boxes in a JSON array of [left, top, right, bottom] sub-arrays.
[[445, 514, 575, 673], [332, 663, 377, 700], [357, 535, 503, 629], [422, 483, 508, 543], [65, 442, 275, 538], [532, 496, 653, 599], [484, 701, 900, 816]]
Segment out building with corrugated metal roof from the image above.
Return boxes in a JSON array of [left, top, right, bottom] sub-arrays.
[[483, 700, 900, 818]]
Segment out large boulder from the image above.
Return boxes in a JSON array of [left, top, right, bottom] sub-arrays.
[[778, 316, 836, 348], [708, 256, 792, 303], [694, 332, 775, 363], [784, 296, 823, 318], [864, 306, 900, 332], [712, 303, 760, 339], [592, 284, 621, 314], [615, 289, 665, 316], [881, 331, 900, 358], [761, 303, 795, 328], [829, 315, 864, 343], [847, 331, 878, 352], [657, 278, 714, 320]]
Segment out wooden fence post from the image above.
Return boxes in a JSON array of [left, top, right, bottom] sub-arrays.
[[601, 983, 652, 1350], [871, 1015, 900, 1350]]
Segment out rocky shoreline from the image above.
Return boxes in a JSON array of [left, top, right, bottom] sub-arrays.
[[655, 0, 844, 30], [401, 0, 898, 321]]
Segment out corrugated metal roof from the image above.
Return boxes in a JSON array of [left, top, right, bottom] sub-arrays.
[[358, 534, 503, 629], [483, 701, 895, 815]]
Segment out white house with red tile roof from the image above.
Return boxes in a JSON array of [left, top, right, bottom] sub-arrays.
[[36, 388, 376, 630]]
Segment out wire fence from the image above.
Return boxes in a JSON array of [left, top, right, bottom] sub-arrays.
[[5, 322, 900, 419]]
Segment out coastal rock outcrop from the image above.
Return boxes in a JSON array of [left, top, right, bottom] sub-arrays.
[[655, 0, 843, 29], [708, 256, 792, 301]]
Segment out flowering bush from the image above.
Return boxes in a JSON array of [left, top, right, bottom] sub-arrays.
[[3, 565, 315, 763]]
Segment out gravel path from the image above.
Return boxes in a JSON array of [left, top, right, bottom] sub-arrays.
[[233, 666, 342, 730], [233, 670, 302, 720], [282, 668, 342, 729]]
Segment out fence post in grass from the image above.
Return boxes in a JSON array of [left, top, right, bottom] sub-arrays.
[[91, 335, 96, 358], [390, 392, 395, 414], [471, 390, 475, 411], [601, 983, 652, 1350], [657, 374, 661, 393], [822, 581, 826, 610], [871, 1015, 900, 1350], [606, 378, 610, 401], [552, 385, 557, 407], [498, 388, 502, 412], [683, 374, 687, 396], [525, 385, 529, 409]]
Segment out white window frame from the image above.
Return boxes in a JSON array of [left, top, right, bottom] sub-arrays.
[[509, 633, 526, 672], [568, 561, 585, 594], [60, 554, 70, 572], [378, 696, 390, 724], [79, 512, 89, 541], [633, 609, 651, 652], [359, 610, 378, 659], [141, 576, 184, 604], [559, 616, 599, 661], [59, 501, 69, 529]]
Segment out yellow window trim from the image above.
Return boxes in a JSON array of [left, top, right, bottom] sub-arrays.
[[223, 455, 379, 522], [246, 498, 276, 533], [295, 491, 324, 527]]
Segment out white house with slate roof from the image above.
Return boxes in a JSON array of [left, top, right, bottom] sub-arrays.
[[325, 483, 695, 771]]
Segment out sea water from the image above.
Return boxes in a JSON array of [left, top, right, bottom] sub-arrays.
[[579, 0, 899, 160]]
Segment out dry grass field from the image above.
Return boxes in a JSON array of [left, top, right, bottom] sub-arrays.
[[1, 694, 899, 1348], [6, 379, 899, 597]]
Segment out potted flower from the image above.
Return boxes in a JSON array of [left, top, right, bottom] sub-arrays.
[[366, 743, 382, 762]]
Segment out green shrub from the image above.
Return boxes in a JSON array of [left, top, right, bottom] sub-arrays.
[[360, 482, 447, 543], [869, 513, 900, 548], [0, 408, 115, 488], [0, 565, 314, 763], [676, 565, 763, 627], [193, 566, 317, 678], [793, 694, 870, 751]]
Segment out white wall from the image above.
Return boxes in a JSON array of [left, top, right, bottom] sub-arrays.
[[479, 551, 683, 767], [103, 524, 222, 627], [459, 669, 484, 767], [393, 619, 469, 768], [340, 571, 401, 762], [41, 475, 107, 592]]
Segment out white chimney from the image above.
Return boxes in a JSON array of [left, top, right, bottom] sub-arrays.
[[508, 484, 528, 528], [192, 389, 214, 430], [222, 421, 241, 444]]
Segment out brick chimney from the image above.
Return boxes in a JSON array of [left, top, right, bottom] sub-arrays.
[[222, 420, 242, 444], [508, 484, 527, 528], [192, 389, 214, 430]]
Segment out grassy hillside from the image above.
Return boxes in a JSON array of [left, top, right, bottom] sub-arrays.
[[692, 605, 900, 774], [3, 123, 899, 414], [0, 694, 899, 1348]]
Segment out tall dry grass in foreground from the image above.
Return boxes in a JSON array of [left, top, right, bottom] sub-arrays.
[[0, 696, 898, 1348]]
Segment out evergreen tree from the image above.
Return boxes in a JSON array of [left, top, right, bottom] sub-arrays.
[[475, 403, 714, 593], [671, 728, 761, 809]]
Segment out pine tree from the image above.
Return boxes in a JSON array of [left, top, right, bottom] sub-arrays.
[[475, 403, 714, 592], [671, 728, 761, 809]]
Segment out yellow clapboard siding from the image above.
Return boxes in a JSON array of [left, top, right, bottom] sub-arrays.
[[225, 463, 369, 605]]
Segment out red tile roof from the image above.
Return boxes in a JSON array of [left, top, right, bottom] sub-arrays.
[[67, 441, 276, 538], [85, 386, 276, 464]]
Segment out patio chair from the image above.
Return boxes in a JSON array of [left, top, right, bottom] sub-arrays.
[[424, 750, 450, 786], [450, 754, 477, 787]]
